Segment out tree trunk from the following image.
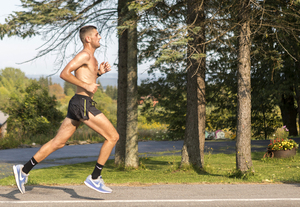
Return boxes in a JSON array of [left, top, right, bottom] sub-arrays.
[[115, 0, 128, 165], [236, 0, 253, 172], [279, 94, 298, 136], [125, 15, 139, 168], [295, 57, 300, 137], [296, 89, 300, 136], [181, 0, 206, 168]]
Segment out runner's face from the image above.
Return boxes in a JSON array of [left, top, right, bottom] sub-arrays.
[[90, 29, 101, 48]]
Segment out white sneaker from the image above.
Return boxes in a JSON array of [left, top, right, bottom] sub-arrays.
[[84, 175, 112, 193], [13, 165, 29, 194]]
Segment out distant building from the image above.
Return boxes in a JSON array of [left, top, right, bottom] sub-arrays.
[[0, 111, 9, 138], [139, 95, 159, 107]]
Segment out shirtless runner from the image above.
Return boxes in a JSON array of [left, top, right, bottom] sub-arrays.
[[13, 25, 119, 194]]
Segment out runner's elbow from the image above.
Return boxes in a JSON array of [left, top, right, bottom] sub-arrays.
[[60, 71, 66, 80]]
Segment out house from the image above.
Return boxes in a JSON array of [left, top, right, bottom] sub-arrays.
[[0, 111, 9, 138], [138, 95, 159, 107]]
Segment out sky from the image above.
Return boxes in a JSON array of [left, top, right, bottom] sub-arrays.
[[0, 0, 120, 76]]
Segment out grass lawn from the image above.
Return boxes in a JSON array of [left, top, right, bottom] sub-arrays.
[[1, 151, 300, 186]]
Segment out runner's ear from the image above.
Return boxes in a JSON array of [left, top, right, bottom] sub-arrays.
[[85, 35, 91, 43]]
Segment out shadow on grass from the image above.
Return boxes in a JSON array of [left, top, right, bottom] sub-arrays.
[[111, 156, 226, 178]]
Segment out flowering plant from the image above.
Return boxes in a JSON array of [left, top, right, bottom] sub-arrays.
[[268, 126, 298, 151], [268, 138, 299, 151]]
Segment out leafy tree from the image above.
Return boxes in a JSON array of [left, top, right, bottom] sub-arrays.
[[3, 81, 64, 139], [64, 81, 76, 96], [0, 86, 10, 108], [0, 67, 28, 93], [0, 67, 29, 108], [49, 83, 65, 100], [97, 80, 104, 93], [139, 68, 187, 140], [253, 0, 300, 136], [205, 0, 300, 141], [38, 76, 52, 88], [180, 0, 206, 168], [105, 85, 117, 100]]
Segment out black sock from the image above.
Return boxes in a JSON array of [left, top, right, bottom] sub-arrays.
[[22, 157, 38, 174], [91, 163, 103, 179]]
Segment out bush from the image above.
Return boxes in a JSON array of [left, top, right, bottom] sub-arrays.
[[3, 81, 64, 142]]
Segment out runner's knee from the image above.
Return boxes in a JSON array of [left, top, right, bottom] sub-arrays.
[[51, 139, 66, 150], [108, 133, 119, 144]]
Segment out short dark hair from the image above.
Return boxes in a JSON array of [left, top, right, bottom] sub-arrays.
[[79, 25, 97, 43]]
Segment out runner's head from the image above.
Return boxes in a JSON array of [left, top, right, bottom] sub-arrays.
[[80, 25, 101, 48], [79, 25, 98, 44]]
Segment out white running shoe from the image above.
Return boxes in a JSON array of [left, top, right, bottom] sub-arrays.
[[13, 165, 29, 194], [84, 175, 112, 193]]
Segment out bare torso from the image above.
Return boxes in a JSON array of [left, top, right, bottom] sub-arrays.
[[75, 50, 99, 98], [60, 29, 110, 98]]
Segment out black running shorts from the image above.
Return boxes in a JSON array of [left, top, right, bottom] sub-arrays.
[[66, 94, 102, 121]]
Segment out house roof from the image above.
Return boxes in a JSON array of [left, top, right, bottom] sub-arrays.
[[0, 111, 9, 126]]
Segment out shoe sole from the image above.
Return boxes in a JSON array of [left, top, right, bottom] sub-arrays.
[[84, 181, 112, 194], [13, 165, 24, 194]]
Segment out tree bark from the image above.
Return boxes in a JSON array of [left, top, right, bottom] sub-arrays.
[[115, 0, 128, 165], [296, 88, 300, 136], [125, 15, 139, 168], [279, 94, 298, 136], [236, 0, 253, 172], [295, 56, 300, 137], [181, 0, 206, 168]]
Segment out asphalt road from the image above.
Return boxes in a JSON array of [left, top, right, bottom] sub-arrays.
[[1, 183, 300, 207]]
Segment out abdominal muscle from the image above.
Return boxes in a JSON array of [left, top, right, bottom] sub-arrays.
[[74, 65, 98, 98]]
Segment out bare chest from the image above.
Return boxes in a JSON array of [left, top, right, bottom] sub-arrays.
[[90, 57, 98, 72]]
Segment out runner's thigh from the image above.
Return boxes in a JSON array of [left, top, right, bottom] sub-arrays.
[[53, 118, 81, 143], [82, 112, 117, 140]]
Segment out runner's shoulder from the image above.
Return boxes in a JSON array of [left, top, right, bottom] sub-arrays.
[[75, 50, 91, 62]]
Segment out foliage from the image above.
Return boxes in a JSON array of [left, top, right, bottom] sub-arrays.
[[93, 87, 117, 126], [105, 85, 117, 100], [250, 0, 300, 136], [205, 85, 237, 132], [38, 76, 53, 88], [137, 114, 169, 141], [139, 69, 186, 140], [0, 67, 28, 90], [3, 81, 64, 140], [49, 83, 65, 99], [0, 67, 29, 108], [64, 81, 76, 96]]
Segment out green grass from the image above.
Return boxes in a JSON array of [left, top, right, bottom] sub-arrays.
[[1, 151, 300, 186]]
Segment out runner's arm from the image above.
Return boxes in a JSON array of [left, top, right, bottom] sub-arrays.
[[60, 52, 98, 93]]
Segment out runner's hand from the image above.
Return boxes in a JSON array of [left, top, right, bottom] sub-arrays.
[[86, 83, 100, 94], [98, 62, 111, 75]]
